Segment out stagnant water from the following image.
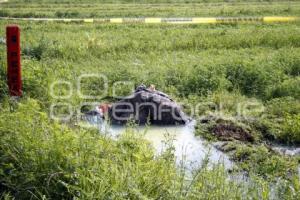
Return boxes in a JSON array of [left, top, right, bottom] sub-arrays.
[[82, 116, 233, 171], [79, 114, 300, 199]]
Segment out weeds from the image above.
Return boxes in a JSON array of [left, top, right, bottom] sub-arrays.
[[1, 100, 299, 199], [0, 0, 299, 199]]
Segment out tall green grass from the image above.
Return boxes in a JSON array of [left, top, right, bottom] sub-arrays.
[[0, 0, 300, 198], [1, 22, 299, 102], [2, 0, 300, 18], [0, 21, 299, 145], [0, 99, 299, 199]]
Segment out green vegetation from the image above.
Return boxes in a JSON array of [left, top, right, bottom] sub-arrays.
[[1, 100, 300, 199], [218, 142, 298, 178], [0, 0, 300, 199], [194, 92, 300, 179], [1, 0, 300, 18]]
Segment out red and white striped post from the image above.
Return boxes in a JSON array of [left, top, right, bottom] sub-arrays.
[[6, 25, 22, 97]]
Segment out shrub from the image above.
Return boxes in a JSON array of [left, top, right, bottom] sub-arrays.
[[270, 77, 300, 99], [0, 100, 76, 199], [22, 40, 48, 60], [228, 143, 298, 179], [21, 60, 52, 104], [281, 113, 300, 144], [277, 50, 300, 77], [266, 97, 300, 116], [226, 62, 283, 99], [181, 65, 230, 96]]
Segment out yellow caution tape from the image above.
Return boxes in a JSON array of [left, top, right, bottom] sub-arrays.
[[83, 18, 94, 23], [110, 18, 123, 23], [192, 18, 217, 24], [0, 16, 299, 24], [263, 16, 298, 23], [145, 18, 162, 23], [94, 18, 110, 23], [123, 18, 144, 23]]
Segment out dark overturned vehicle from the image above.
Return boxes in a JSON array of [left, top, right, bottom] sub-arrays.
[[85, 84, 191, 125]]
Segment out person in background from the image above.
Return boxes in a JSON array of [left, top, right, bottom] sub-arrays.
[[96, 103, 111, 119], [148, 84, 156, 92]]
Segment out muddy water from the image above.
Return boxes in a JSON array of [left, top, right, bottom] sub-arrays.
[[84, 116, 233, 171]]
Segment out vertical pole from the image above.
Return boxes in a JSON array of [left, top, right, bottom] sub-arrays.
[[6, 25, 22, 97]]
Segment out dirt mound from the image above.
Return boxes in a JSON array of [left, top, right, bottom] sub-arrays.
[[211, 122, 254, 142]]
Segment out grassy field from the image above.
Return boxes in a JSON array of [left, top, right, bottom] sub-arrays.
[[0, 0, 300, 199], [1, 0, 300, 18]]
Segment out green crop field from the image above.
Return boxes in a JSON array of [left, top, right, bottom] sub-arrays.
[[1, 0, 300, 17], [0, 0, 300, 199]]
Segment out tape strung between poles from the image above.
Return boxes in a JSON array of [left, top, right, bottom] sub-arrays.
[[0, 16, 298, 24]]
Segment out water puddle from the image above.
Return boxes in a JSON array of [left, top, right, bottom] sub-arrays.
[[82, 116, 233, 171]]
